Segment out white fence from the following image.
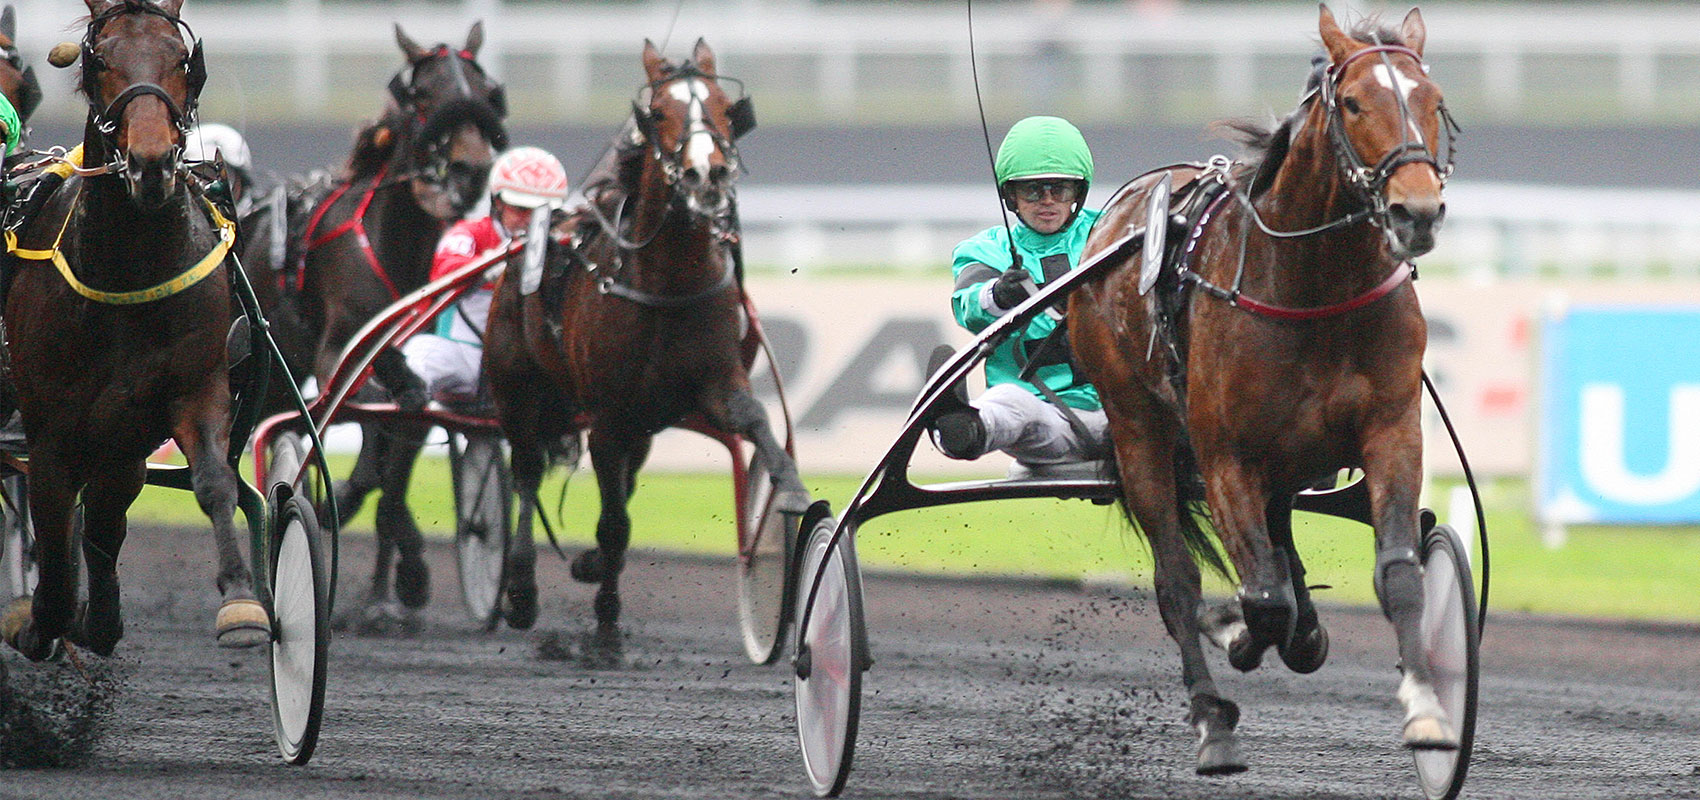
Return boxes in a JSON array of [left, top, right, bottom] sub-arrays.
[[735, 182, 1700, 279], [11, 1, 1700, 122]]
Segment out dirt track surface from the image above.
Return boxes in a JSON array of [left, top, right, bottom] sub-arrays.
[[1, 525, 1698, 800]]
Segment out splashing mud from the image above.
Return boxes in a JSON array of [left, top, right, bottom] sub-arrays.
[[0, 649, 124, 768]]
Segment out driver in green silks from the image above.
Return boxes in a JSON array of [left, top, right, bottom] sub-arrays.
[[0, 90, 19, 158], [930, 115, 1111, 465]]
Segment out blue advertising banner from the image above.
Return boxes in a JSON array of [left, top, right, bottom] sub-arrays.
[[1540, 307, 1700, 524]]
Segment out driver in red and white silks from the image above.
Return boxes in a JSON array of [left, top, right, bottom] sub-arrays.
[[401, 146, 568, 404], [933, 116, 1111, 465]]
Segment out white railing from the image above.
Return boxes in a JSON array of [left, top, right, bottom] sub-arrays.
[[10, 1, 1700, 122], [734, 182, 1700, 280]]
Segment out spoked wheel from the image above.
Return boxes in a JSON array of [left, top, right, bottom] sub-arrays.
[[737, 457, 796, 664], [1, 473, 36, 600], [1412, 523, 1479, 800], [449, 432, 511, 629], [268, 493, 329, 765], [793, 514, 866, 797]]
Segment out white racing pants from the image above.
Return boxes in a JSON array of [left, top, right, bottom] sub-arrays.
[[974, 383, 1110, 465], [401, 334, 484, 402]]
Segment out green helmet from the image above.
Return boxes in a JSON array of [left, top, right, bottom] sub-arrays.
[[994, 116, 1093, 187]]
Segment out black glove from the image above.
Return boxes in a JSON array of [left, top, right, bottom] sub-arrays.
[[990, 266, 1032, 310]]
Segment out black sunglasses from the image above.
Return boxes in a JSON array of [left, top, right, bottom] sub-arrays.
[[1010, 179, 1080, 203]]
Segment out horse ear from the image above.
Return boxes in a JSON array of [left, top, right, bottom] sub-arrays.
[[692, 38, 716, 77], [394, 24, 427, 63], [153, 0, 184, 16], [83, 0, 117, 15], [1399, 8, 1426, 56], [1317, 4, 1356, 67], [1, 6, 15, 43], [642, 39, 666, 82], [464, 20, 484, 57]]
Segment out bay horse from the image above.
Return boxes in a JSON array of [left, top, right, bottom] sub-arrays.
[[0, 4, 43, 156], [484, 38, 807, 649], [243, 22, 507, 626], [1069, 6, 1453, 773], [0, 0, 261, 659]]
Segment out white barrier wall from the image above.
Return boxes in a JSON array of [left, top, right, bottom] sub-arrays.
[[632, 276, 1700, 477]]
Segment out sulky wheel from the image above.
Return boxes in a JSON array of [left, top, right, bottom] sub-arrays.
[[793, 514, 866, 797], [1, 473, 36, 600], [737, 456, 796, 664], [449, 431, 511, 629], [1411, 523, 1480, 800], [268, 493, 329, 765]]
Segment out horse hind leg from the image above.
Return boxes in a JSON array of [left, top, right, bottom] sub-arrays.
[[376, 421, 431, 614], [2, 458, 77, 661], [66, 461, 149, 656], [711, 388, 809, 514], [1200, 468, 1295, 673], [1267, 497, 1328, 674]]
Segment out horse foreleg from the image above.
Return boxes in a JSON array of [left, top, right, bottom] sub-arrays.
[[705, 388, 809, 515], [3, 456, 78, 660], [336, 423, 387, 528], [1364, 428, 1455, 749], [1266, 496, 1328, 674], [71, 459, 147, 656], [377, 420, 430, 611], [1201, 462, 1293, 673], [575, 427, 648, 652], [177, 410, 269, 649]]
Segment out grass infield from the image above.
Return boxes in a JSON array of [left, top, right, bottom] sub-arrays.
[[126, 455, 1700, 623]]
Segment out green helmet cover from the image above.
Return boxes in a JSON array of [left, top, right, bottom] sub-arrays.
[[994, 116, 1093, 187]]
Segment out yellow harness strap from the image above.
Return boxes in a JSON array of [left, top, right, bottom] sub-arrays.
[[4, 145, 237, 306]]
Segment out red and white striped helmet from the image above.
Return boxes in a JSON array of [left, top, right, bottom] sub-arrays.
[[488, 146, 569, 209]]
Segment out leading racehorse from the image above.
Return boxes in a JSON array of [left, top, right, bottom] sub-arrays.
[[1069, 6, 1453, 773], [242, 22, 507, 627], [0, 0, 262, 659], [484, 39, 808, 651]]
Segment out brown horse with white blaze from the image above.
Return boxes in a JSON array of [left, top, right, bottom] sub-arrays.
[[1069, 6, 1451, 773], [0, 0, 263, 659], [484, 39, 807, 648]]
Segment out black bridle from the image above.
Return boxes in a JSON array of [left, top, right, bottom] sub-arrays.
[[80, 0, 204, 156], [628, 64, 753, 201], [385, 44, 509, 184], [1319, 43, 1459, 218]]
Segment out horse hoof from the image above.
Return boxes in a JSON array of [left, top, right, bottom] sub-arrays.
[[1196, 733, 1248, 775], [1, 596, 52, 662], [215, 599, 271, 649], [569, 549, 604, 584], [581, 625, 623, 669], [1277, 623, 1329, 674], [502, 562, 538, 630], [1227, 633, 1270, 673], [395, 553, 431, 609], [1402, 715, 1460, 750], [70, 601, 123, 658]]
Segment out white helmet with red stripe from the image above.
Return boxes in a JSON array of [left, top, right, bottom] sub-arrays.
[[489, 146, 569, 209]]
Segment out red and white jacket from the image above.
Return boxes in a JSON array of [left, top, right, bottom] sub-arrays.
[[429, 215, 509, 345]]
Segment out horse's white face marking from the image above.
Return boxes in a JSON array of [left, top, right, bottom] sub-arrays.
[[1372, 63, 1426, 142], [668, 78, 716, 175]]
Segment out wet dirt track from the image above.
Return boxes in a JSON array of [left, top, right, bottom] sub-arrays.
[[1, 524, 1698, 800]]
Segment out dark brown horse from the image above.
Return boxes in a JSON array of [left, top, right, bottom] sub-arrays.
[[484, 39, 807, 648], [1069, 6, 1452, 773], [242, 22, 506, 627], [0, 0, 261, 659]]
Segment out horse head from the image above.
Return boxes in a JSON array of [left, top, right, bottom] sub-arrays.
[[632, 38, 749, 223], [0, 6, 42, 131], [390, 22, 507, 219], [1316, 5, 1451, 260], [73, 0, 203, 208]]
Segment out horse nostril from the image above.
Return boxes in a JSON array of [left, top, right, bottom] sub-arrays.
[[708, 164, 729, 185], [682, 167, 705, 187]]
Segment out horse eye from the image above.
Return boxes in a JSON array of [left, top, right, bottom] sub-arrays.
[[1342, 96, 1362, 114]]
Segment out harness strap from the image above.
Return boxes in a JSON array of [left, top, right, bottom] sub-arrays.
[[1230, 262, 1412, 321], [299, 164, 401, 299], [6, 193, 235, 306]]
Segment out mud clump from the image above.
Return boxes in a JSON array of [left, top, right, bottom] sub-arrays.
[[0, 651, 123, 768]]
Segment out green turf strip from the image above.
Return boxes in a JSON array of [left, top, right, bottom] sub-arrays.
[[124, 456, 1700, 623]]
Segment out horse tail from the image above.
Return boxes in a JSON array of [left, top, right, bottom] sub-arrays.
[[1106, 443, 1232, 581]]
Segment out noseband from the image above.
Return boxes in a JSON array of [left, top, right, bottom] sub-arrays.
[[628, 66, 753, 206], [80, 1, 204, 158]]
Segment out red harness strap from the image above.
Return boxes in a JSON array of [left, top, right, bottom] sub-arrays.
[[297, 164, 403, 300], [1232, 262, 1413, 321]]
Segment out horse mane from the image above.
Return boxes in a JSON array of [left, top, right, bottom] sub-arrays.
[[342, 110, 402, 180], [1210, 17, 1410, 197]]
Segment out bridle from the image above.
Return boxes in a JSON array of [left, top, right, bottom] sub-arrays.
[[79, 0, 204, 165], [622, 64, 754, 236], [384, 44, 509, 186], [1319, 42, 1458, 220]]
